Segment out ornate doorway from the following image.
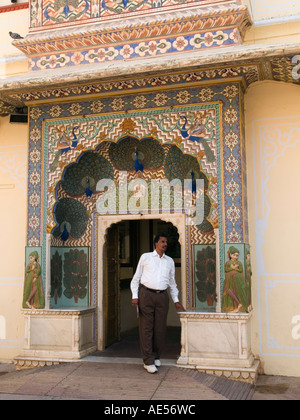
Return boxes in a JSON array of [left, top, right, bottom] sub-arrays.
[[104, 219, 182, 350], [96, 213, 187, 351]]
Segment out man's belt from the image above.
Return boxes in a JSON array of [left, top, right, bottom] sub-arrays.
[[141, 284, 166, 294]]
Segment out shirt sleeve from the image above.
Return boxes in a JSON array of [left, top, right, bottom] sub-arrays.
[[168, 258, 179, 303], [130, 254, 144, 299]]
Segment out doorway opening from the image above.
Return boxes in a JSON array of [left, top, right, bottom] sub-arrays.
[[97, 218, 182, 360]]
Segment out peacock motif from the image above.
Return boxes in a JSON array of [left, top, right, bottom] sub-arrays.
[[109, 136, 164, 172], [179, 115, 215, 163], [164, 145, 213, 232], [61, 151, 114, 196], [50, 126, 80, 172], [52, 197, 89, 241]]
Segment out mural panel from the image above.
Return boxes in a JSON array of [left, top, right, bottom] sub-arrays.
[[222, 243, 252, 313], [193, 244, 217, 311], [50, 246, 89, 308], [23, 246, 45, 309]]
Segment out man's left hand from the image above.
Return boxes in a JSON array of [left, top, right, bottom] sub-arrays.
[[175, 302, 186, 312]]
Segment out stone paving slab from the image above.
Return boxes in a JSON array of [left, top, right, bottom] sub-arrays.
[[0, 361, 299, 400], [0, 362, 226, 400]]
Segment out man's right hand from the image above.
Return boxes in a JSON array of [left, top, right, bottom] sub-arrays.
[[132, 298, 139, 308]]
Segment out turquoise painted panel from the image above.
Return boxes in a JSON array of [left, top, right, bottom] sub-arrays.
[[193, 244, 217, 311], [50, 246, 89, 308]]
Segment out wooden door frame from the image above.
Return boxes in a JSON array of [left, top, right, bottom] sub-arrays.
[[104, 223, 120, 347], [96, 213, 187, 351]]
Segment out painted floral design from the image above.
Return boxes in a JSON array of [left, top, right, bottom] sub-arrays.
[[51, 250, 62, 305], [224, 130, 239, 150], [226, 204, 241, 225], [225, 154, 239, 174], [63, 249, 88, 303]]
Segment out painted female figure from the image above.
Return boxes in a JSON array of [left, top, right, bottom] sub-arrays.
[[222, 246, 248, 313], [23, 251, 45, 309], [245, 249, 252, 310]]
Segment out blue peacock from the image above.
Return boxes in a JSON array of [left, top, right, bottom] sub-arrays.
[[50, 126, 80, 172], [179, 116, 215, 163]]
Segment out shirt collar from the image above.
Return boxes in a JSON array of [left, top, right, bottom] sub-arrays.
[[153, 250, 166, 258]]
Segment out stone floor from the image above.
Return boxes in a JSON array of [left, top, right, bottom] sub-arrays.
[[1, 326, 299, 400]]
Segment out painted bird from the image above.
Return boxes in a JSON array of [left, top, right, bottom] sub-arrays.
[[9, 31, 23, 40], [191, 171, 197, 194], [71, 126, 79, 148], [61, 224, 69, 242], [85, 177, 93, 197], [64, 0, 70, 17], [179, 116, 215, 163], [134, 149, 144, 172], [50, 126, 80, 172]]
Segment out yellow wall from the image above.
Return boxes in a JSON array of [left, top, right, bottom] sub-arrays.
[[245, 81, 300, 376], [0, 7, 28, 78], [0, 116, 27, 361], [244, 20, 300, 45], [249, 0, 300, 22]]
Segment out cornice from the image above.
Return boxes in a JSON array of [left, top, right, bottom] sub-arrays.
[[1, 41, 299, 90], [0, 2, 29, 13], [13, 5, 251, 57], [0, 41, 299, 112], [179, 310, 253, 321], [21, 307, 96, 316]]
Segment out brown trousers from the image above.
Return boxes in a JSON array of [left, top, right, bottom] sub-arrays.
[[138, 285, 169, 366]]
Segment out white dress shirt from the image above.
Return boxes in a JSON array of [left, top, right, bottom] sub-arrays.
[[130, 250, 179, 303]]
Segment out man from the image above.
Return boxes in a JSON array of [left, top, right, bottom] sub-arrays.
[[131, 234, 185, 374]]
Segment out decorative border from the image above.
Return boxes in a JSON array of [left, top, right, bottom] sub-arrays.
[[21, 307, 95, 315], [28, 28, 239, 71], [0, 2, 29, 13], [20, 66, 259, 103], [179, 310, 252, 321]]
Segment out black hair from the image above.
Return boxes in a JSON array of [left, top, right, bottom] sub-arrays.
[[153, 233, 168, 247]]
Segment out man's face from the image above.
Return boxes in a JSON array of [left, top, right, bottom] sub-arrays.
[[156, 237, 168, 254]]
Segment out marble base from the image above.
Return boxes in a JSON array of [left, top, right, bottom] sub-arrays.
[[177, 311, 259, 383], [15, 308, 96, 370]]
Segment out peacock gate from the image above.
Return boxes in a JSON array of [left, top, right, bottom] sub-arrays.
[[15, 77, 257, 379], [1, 0, 298, 381]]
